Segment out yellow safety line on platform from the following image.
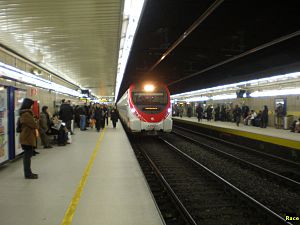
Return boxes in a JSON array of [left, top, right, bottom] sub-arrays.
[[61, 128, 106, 225]]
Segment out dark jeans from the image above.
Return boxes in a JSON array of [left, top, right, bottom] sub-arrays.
[[112, 120, 117, 128], [80, 115, 86, 130], [22, 145, 34, 177]]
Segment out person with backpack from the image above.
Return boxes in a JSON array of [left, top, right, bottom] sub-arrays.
[[19, 98, 39, 179]]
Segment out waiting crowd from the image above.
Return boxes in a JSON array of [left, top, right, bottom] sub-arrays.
[[175, 102, 300, 132], [18, 98, 119, 179]]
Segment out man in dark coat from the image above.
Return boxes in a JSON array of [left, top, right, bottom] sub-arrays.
[[59, 99, 74, 133], [242, 104, 250, 119], [233, 105, 242, 126], [206, 105, 213, 121], [260, 105, 268, 128], [196, 105, 203, 122], [93, 103, 103, 132], [100, 105, 106, 128], [220, 105, 226, 121], [110, 107, 119, 128], [214, 104, 220, 121]]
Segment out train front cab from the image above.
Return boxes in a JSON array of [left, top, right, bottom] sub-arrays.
[[129, 83, 172, 134], [128, 113, 172, 134]]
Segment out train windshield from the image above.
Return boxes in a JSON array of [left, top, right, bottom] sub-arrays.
[[132, 92, 168, 105]]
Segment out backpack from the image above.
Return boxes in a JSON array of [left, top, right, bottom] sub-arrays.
[[16, 117, 22, 133]]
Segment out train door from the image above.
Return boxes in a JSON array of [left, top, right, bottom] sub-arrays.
[[0, 86, 9, 164]]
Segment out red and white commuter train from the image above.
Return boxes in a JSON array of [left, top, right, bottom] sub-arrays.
[[117, 83, 172, 134]]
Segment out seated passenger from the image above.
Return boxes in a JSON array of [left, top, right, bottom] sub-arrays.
[[244, 110, 256, 126], [253, 111, 262, 127], [50, 115, 69, 146], [295, 119, 300, 133], [291, 118, 300, 133]]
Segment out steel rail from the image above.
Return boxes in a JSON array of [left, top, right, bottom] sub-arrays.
[[173, 124, 300, 167], [171, 130, 300, 188], [169, 30, 300, 85], [149, 0, 224, 71], [135, 144, 198, 225], [159, 138, 293, 225]]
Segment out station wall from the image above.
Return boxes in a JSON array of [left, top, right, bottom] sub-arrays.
[[177, 95, 300, 128]]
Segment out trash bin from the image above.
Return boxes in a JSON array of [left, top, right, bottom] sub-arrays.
[[284, 115, 294, 130]]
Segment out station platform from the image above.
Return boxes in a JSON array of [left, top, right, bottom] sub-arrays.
[[173, 117, 300, 150], [0, 125, 164, 225]]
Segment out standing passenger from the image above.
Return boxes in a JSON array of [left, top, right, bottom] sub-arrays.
[[275, 103, 285, 129], [214, 104, 220, 121], [19, 98, 39, 179], [39, 106, 53, 149], [93, 103, 102, 132], [179, 105, 184, 118], [233, 105, 242, 126], [110, 107, 119, 128], [100, 105, 106, 128], [79, 105, 87, 131], [74, 105, 81, 128], [261, 105, 268, 128], [196, 105, 203, 122], [104, 105, 109, 126], [206, 105, 213, 121], [59, 100, 74, 134]]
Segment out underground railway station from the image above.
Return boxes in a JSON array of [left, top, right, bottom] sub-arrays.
[[0, 1, 299, 225]]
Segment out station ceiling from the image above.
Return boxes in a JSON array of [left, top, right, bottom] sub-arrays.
[[0, 0, 123, 97], [118, 0, 300, 99]]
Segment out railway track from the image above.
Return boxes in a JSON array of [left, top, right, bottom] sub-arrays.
[[159, 130, 299, 221], [172, 125, 300, 187], [132, 137, 292, 225]]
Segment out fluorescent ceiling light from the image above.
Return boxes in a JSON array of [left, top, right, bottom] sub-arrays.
[[211, 94, 236, 100], [184, 96, 209, 102], [0, 62, 82, 97], [171, 71, 300, 99], [250, 88, 300, 97], [114, 0, 146, 100]]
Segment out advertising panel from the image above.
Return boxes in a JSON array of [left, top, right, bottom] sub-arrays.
[[14, 90, 27, 156], [0, 87, 8, 163]]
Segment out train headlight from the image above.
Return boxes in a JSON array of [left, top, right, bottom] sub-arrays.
[[144, 84, 155, 92], [167, 108, 172, 113]]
